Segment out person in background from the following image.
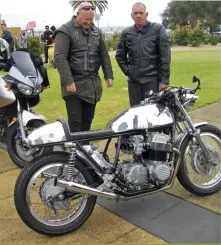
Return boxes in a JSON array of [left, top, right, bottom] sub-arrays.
[[48, 26, 57, 67], [42, 25, 53, 63], [50, 25, 57, 44], [116, 2, 171, 107], [54, 2, 113, 136], [17, 30, 28, 49], [1, 23, 14, 53]]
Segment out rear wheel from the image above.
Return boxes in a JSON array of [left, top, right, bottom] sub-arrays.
[[7, 120, 53, 168], [14, 152, 97, 236]]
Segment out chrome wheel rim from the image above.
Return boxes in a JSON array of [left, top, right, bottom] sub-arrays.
[[184, 132, 221, 188], [26, 163, 88, 226]]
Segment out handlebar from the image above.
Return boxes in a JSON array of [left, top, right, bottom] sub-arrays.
[[144, 75, 201, 104]]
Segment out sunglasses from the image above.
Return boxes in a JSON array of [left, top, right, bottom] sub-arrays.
[[81, 6, 95, 11]]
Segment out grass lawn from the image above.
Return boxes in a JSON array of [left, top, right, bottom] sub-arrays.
[[1, 49, 220, 130]]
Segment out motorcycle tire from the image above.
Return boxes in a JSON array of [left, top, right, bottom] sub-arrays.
[[7, 120, 53, 168], [177, 124, 221, 196], [14, 152, 97, 236]]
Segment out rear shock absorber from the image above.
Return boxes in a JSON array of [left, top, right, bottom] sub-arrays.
[[65, 142, 77, 181]]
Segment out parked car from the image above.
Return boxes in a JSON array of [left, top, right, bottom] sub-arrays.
[[210, 25, 221, 35]]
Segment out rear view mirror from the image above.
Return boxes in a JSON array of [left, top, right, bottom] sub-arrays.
[[192, 75, 201, 91], [192, 76, 198, 83]]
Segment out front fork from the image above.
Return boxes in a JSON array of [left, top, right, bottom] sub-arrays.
[[176, 96, 213, 163], [16, 100, 29, 144]]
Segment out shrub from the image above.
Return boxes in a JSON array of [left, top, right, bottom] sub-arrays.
[[203, 33, 211, 44], [112, 31, 120, 41], [189, 27, 204, 47], [210, 35, 220, 46], [27, 36, 43, 55], [174, 26, 191, 46], [168, 31, 176, 46], [109, 38, 119, 51]]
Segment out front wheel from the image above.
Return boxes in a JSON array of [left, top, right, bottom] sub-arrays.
[[177, 124, 221, 196], [14, 152, 97, 236], [7, 120, 53, 168]]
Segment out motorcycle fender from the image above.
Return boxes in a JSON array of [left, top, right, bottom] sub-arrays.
[[77, 149, 99, 171], [176, 122, 208, 151], [22, 110, 46, 126], [9, 110, 46, 127], [76, 151, 103, 185], [9, 110, 47, 127]]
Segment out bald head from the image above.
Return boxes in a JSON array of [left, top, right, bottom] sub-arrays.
[[76, 1, 95, 29], [77, 2, 94, 11]]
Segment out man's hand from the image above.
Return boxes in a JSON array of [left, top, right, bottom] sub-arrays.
[[106, 79, 113, 88], [159, 82, 168, 91], [66, 83, 76, 93]]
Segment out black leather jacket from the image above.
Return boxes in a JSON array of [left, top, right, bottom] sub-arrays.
[[2, 30, 14, 53], [116, 21, 171, 84]]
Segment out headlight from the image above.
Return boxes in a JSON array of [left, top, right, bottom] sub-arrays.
[[33, 86, 42, 95], [17, 84, 33, 95]]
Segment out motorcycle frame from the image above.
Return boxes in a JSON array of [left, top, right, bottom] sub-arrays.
[[68, 121, 208, 177], [65, 93, 210, 174]]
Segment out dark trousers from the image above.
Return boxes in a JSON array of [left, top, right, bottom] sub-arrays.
[[44, 46, 49, 63], [64, 95, 96, 133], [128, 82, 159, 107]]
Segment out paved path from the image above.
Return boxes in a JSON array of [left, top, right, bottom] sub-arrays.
[[0, 101, 220, 243]]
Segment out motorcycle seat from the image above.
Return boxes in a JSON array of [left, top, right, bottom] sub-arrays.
[[57, 118, 115, 141]]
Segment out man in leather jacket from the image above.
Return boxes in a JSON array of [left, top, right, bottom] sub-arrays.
[[1, 24, 14, 53], [54, 2, 113, 133], [116, 2, 171, 107]]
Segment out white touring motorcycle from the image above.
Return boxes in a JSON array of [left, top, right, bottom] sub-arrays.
[[14, 76, 221, 236], [0, 50, 52, 168]]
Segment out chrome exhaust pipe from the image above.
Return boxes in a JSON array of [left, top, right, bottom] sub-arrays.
[[56, 178, 121, 200], [56, 177, 173, 201], [56, 148, 181, 201]]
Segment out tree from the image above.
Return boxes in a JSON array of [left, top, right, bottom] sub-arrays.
[[69, 0, 108, 15], [69, 0, 108, 27], [161, 1, 221, 29]]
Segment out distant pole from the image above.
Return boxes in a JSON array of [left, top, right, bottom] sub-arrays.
[[95, 13, 101, 28]]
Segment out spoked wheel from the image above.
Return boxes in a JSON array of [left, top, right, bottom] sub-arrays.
[[7, 120, 53, 168], [177, 125, 221, 196], [14, 153, 97, 236]]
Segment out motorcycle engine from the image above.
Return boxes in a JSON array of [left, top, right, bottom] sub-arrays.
[[118, 132, 173, 189], [120, 160, 148, 187]]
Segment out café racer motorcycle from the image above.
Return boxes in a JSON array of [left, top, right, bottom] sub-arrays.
[[14, 76, 221, 236]]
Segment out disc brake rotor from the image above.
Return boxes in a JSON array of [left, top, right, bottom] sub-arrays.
[[190, 144, 220, 175]]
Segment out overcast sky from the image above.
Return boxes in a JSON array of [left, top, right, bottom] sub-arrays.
[[0, 0, 171, 30]]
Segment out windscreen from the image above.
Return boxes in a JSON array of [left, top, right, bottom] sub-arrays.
[[11, 51, 37, 77]]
